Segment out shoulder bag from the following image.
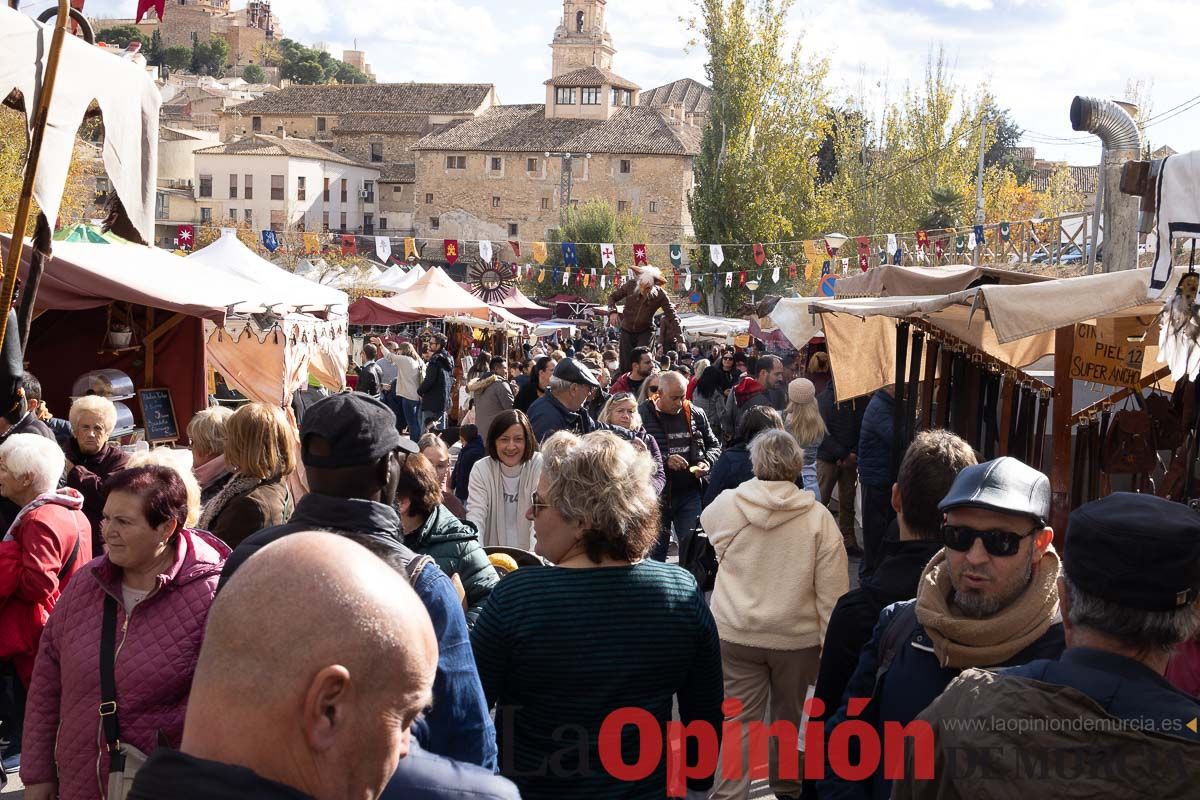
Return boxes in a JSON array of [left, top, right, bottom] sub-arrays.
[[100, 595, 150, 800]]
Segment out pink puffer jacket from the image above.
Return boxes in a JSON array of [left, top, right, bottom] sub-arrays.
[[20, 529, 230, 800]]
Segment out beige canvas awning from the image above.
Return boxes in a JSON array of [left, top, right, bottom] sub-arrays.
[[802, 267, 1176, 401], [831, 264, 983, 297]]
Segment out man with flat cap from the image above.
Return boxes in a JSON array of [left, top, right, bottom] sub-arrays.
[[820, 457, 1066, 800], [218, 393, 497, 772], [893, 492, 1200, 799], [527, 357, 605, 442]]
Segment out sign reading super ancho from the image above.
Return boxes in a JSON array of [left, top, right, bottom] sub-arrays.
[[1070, 323, 1145, 388]]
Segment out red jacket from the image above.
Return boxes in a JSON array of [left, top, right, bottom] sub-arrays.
[[21, 528, 230, 800], [0, 490, 92, 684]]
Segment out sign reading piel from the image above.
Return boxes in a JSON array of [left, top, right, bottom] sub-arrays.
[[1069, 323, 1146, 388]]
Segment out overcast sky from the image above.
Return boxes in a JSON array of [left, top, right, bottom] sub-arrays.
[[36, 0, 1197, 165]]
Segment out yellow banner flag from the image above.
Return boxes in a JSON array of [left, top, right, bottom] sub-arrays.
[[537, 268, 546, 283], [404, 237, 416, 260], [802, 240, 823, 266], [303, 232, 320, 254], [532, 241, 548, 265], [805, 259, 816, 280]]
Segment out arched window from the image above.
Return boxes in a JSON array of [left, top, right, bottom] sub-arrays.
[[576, 10, 585, 32]]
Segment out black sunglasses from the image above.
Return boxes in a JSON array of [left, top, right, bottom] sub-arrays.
[[941, 523, 1040, 557], [647, 384, 661, 394]]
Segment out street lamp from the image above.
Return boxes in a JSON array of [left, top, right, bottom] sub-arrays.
[[746, 279, 760, 305], [823, 233, 848, 253]]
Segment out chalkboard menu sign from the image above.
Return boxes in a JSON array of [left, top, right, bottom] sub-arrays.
[[137, 388, 179, 444]]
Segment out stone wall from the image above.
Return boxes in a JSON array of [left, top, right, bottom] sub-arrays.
[[330, 132, 424, 167], [412, 149, 694, 244]]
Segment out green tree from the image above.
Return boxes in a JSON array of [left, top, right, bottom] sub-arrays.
[[688, 0, 829, 313], [983, 105, 1029, 182], [191, 38, 229, 77], [1038, 164, 1086, 217], [146, 29, 164, 65], [162, 45, 192, 72], [95, 25, 148, 49], [527, 200, 647, 303], [291, 58, 325, 85], [241, 64, 266, 84], [919, 186, 966, 230], [332, 61, 373, 84]]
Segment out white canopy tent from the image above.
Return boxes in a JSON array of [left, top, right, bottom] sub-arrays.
[[188, 231, 348, 314], [678, 313, 750, 339]]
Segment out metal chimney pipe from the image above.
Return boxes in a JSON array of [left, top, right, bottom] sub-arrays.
[[1071, 96, 1143, 272]]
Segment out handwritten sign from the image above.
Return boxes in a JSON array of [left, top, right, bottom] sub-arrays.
[[1070, 323, 1146, 388], [137, 388, 179, 444]]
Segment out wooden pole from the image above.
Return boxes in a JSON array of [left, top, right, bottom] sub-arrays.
[[1050, 326, 1074, 548], [0, 0, 72, 349]]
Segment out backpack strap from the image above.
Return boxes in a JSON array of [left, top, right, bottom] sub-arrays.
[[875, 602, 920, 683], [57, 513, 83, 580], [405, 554, 435, 585]]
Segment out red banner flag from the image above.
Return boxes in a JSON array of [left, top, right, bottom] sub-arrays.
[[341, 234, 357, 256], [444, 239, 459, 265], [858, 254, 869, 271], [856, 235, 870, 256], [508, 240, 521, 258], [916, 230, 929, 250], [935, 239, 945, 260], [633, 244, 648, 266], [136, 0, 166, 23], [788, 263, 798, 280], [738, 270, 747, 287], [176, 224, 193, 250], [752, 243, 766, 266]]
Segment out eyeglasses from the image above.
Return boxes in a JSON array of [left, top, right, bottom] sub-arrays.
[[530, 491, 551, 515], [940, 524, 1040, 558], [647, 385, 661, 394], [609, 392, 635, 402]]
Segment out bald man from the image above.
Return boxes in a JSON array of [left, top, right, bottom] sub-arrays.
[[129, 532, 437, 800]]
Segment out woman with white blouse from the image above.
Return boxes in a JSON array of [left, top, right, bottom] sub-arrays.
[[466, 410, 543, 551]]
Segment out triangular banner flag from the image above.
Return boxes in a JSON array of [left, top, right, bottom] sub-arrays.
[[562, 242, 578, 266], [375, 236, 391, 263], [479, 239, 493, 263], [537, 268, 545, 283], [532, 241, 548, 264], [633, 244, 648, 266], [444, 239, 460, 265], [508, 240, 521, 258], [999, 222, 1011, 242], [341, 234, 357, 256], [752, 243, 766, 266], [710, 244, 725, 267], [725, 271, 733, 287], [772, 266, 780, 283], [601, 243, 616, 267], [886, 234, 898, 256], [262, 230, 279, 253], [404, 237, 417, 260], [684, 267, 692, 290], [561, 268, 569, 285], [738, 270, 747, 287]]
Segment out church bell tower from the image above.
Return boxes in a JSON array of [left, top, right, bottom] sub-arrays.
[[550, 0, 616, 77]]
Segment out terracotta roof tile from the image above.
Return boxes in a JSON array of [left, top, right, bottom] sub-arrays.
[[334, 114, 431, 134], [544, 66, 640, 91], [639, 78, 712, 115], [194, 134, 374, 168], [412, 104, 700, 156], [229, 83, 494, 116], [379, 163, 416, 183]]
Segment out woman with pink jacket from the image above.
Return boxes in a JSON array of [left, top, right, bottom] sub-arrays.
[[20, 466, 230, 800]]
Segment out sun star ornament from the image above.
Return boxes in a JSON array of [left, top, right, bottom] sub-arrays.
[[1160, 269, 1200, 381], [468, 260, 515, 305]]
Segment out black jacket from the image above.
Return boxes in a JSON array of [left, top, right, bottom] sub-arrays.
[[812, 539, 943, 724], [450, 435, 485, 501], [129, 749, 312, 799], [419, 350, 454, 415], [528, 391, 602, 442], [513, 380, 542, 413], [816, 381, 867, 464], [638, 400, 721, 498], [357, 360, 383, 399]]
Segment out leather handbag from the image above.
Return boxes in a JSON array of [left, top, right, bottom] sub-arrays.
[[101, 595, 150, 800], [1101, 407, 1158, 474], [1146, 391, 1185, 451]]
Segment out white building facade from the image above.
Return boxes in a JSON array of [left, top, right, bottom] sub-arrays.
[[193, 134, 382, 233]]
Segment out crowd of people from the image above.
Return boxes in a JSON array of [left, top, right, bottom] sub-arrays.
[[0, 314, 1192, 800]]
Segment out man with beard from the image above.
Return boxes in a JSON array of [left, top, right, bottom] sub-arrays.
[[819, 457, 1066, 800]]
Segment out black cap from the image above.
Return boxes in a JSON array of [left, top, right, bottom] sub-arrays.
[[1065, 493, 1200, 611], [553, 357, 600, 388], [938, 457, 1050, 524], [299, 393, 417, 467]]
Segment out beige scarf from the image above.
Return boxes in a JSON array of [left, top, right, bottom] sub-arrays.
[[915, 546, 1061, 669]]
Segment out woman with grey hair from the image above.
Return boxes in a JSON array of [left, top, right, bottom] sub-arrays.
[[699, 429, 848, 800], [64, 396, 129, 552], [187, 406, 234, 504], [471, 431, 723, 800]]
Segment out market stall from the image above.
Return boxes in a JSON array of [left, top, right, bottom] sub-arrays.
[[771, 265, 1180, 537]]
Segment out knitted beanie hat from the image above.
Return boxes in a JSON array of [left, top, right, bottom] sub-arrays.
[[788, 378, 816, 405]]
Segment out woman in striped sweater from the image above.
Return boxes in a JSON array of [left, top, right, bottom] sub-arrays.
[[471, 430, 724, 800]]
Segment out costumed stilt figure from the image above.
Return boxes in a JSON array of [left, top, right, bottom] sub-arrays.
[[607, 266, 683, 373]]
